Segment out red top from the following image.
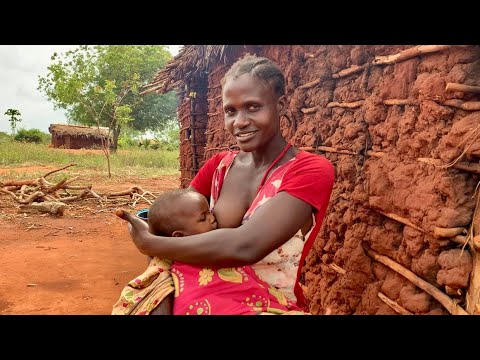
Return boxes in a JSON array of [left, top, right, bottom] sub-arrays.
[[188, 148, 334, 309]]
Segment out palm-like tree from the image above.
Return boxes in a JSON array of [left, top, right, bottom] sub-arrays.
[[4, 108, 22, 136]]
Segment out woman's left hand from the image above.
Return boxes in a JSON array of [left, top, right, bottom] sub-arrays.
[[115, 209, 151, 253]]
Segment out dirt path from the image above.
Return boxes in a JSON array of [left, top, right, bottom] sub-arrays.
[[0, 169, 180, 314]]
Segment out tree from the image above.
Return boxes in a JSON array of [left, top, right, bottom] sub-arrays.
[[37, 45, 175, 151], [4, 108, 22, 136]]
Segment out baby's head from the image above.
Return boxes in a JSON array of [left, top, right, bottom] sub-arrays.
[[148, 189, 217, 237]]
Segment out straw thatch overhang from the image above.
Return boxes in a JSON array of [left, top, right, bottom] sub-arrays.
[[141, 45, 258, 95], [49, 124, 110, 139]]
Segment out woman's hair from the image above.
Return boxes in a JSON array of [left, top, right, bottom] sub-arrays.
[[221, 54, 285, 97]]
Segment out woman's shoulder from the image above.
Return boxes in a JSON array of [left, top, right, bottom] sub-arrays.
[[294, 150, 334, 171]]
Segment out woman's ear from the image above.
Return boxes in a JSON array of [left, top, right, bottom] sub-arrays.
[[277, 95, 286, 114]]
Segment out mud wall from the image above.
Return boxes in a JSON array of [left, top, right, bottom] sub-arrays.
[[179, 45, 480, 314], [51, 134, 106, 149]]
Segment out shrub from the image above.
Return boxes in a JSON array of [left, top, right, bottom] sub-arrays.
[[14, 128, 48, 144]]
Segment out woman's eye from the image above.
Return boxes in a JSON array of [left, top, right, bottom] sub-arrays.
[[224, 108, 234, 115], [248, 104, 259, 111]]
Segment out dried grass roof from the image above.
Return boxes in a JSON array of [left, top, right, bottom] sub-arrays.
[[49, 124, 110, 139], [141, 45, 238, 95]]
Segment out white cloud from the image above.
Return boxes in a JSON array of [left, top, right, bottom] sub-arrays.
[[0, 45, 182, 135], [0, 45, 77, 134]]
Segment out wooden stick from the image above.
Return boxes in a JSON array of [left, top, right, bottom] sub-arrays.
[[332, 64, 366, 79], [298, 78, 321, 90], [299, 146, 357, 155], [377, 292, 413, 315], [384, 99, 416, 106], [375, 210, 425, 233], [207, 94, 223, 102], [445, 83, 480, 94], [304, 48, 324, 60], [57, 190, 90, 203], [301, 106, 319, 114], [205, 146, 230, 152], [417, 158, 480, 174], [433, 226, 467, 239], [373, 45, 452, 65], [367, 249, 468, 315], [0, 179, 37, 187], [444, 99, 480, 111], [204, 128, 222, 135], [367, 151, 386, 158], [42, 163, 76, 179], [327, 100, 364, 109], [329, 263, 346, 275], [19, 202, 66, 216]]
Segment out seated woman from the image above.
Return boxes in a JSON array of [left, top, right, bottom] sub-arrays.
[[116, 53, 335, 314], [112, 188, 302, 315]]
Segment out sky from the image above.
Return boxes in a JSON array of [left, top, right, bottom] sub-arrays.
[[0, 45, 182, 134]]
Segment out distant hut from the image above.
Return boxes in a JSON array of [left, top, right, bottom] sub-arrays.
[[48, 124, 112, 149]]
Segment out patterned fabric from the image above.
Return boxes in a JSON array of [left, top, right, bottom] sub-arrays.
[[172, 262, 302, 315], [111, 258, 174, 315]]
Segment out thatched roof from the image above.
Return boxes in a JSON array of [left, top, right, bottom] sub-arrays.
[[141, 45, 242, 95], [49, 124, 110, 139]]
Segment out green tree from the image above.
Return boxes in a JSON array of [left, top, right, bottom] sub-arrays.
[[4, 108, 22, 136], [37, 45, 175, 151]]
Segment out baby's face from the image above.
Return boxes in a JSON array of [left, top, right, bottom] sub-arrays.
[[178, 192, 217, 235]]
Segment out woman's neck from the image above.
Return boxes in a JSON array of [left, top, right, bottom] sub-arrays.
[[248, 136, 289, 168]]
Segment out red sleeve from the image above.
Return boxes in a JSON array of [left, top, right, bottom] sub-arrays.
[[189, 151, 229, 198], [278, 151, 334, 216], [279, 151, 334, 309]]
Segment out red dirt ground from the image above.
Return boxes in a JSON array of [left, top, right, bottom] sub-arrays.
[[0, 165, 180, 314]]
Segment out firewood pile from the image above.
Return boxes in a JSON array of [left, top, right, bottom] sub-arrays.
[[0, 164, 156, 216]]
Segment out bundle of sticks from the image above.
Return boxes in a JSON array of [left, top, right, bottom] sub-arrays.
[[0, 164, 155, 215]]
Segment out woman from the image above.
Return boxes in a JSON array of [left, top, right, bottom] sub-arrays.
[[117, 54, 334, 314]]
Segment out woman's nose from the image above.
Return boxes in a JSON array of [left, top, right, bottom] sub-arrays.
[[233, 110, 250, 128]]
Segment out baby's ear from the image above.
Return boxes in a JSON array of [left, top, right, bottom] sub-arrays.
[[172, 230, 184, 237]]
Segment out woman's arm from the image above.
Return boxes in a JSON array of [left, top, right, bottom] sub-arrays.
[[116, 192, 312, 267]]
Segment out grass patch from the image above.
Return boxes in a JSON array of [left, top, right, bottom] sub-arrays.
[[0, 142, 179, 180]]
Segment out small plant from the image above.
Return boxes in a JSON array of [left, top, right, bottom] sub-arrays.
[[4, 109, 22, 136]]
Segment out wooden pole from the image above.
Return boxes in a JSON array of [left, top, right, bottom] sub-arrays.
[[367, 249, 468, 315]]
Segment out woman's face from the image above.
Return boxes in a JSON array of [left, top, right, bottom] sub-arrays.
[[222, 73, 284, 152]]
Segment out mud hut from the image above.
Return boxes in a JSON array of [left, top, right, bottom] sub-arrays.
[[49, 124, 112, 149], [143, 45, 480, 315]]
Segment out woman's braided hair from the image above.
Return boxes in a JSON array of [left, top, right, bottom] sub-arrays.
[[221, 54, 285, 97]]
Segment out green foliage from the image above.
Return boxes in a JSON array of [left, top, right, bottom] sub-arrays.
[[153, 118, 180, 151], [37, 45, 177, 150], [4, 108, 22, 136], [14, 128, 48, 144]]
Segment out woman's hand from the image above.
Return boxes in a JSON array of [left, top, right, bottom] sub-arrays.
[[115, 209, 151, 254]]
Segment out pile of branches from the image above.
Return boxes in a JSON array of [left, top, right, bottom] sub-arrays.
[[0, 164, 155, 215]]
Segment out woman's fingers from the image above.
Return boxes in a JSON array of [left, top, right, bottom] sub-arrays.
[[115, 209, 148, 230]]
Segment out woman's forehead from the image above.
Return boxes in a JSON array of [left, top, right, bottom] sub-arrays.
[[222, 73, 273, 99]]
